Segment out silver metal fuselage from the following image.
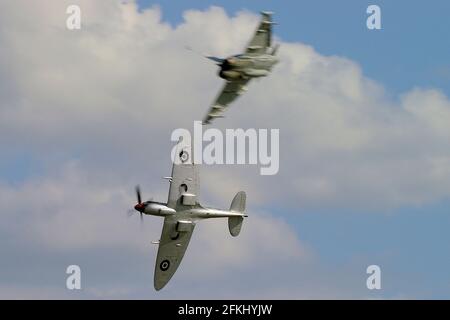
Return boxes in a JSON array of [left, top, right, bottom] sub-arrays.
[[141, 201, 244, 220]]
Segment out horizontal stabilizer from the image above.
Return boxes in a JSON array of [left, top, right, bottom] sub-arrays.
[[228, 216, 244, 237]]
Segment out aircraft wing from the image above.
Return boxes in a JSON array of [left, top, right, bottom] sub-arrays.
[[202, 78, 250, 125], [167, 138, 199, 209], [154, 216, 196, 290], [244, 11, 273, 55]]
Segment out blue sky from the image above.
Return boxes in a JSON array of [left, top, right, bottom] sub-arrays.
[[138, 0, 450, 96], [1, 1, 450, 299]]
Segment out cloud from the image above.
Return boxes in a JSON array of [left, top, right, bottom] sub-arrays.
[[0, 160, 305, 255], [2, 1, 449, 211], [232, 48, 450, 209], [1, 0, 450, 298], [0, 160, 309, 298]]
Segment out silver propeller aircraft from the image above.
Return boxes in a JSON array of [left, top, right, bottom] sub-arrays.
[[202, 11, 279, 125], [132, 139, 247, 290]]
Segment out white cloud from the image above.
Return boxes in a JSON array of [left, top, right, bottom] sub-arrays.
[[184, 213, 310, 276], [2, 1, 449, 211], [0, 285, 72, 300], [0, 160, 309, 298]]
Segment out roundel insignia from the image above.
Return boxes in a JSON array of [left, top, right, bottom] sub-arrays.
[[179, 150, 189, 163], [160, 260, 170, 271]]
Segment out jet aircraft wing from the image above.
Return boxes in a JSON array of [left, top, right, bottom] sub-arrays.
[[202, 78, 250, 125], [154, 216, 196, 290], [244, 11, 273, 55]]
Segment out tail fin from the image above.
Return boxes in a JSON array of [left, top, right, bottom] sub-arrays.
[[230, 191, 246, 213], [228, 192, 246, 237]]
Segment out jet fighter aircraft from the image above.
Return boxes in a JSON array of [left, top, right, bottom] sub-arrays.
[[202, 11, 279, 125], [132, 139, 247, 290]]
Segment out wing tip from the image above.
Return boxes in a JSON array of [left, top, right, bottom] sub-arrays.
[[154, 272, 170, 291], [154, 282, 165, 291]]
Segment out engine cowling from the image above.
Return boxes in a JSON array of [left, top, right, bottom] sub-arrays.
[[145, 202, 176, 216], [219, 70, 241, 80]]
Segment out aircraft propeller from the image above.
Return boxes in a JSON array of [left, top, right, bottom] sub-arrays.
[[132, 185, 144, 223], [136, 185, 142, 205]]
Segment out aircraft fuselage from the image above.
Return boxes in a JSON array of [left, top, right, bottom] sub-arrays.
[[218, 53, 278, 81], [140, 201, 245, 220]]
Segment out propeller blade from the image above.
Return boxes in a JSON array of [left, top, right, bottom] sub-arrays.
[[126, 209, 134, 217], [135, 185, 142, 204]]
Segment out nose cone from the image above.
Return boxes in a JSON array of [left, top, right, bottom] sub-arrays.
[[134, 203, 145, 212]]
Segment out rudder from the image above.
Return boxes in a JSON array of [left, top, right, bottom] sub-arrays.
[[230, 191, 246, 213]]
